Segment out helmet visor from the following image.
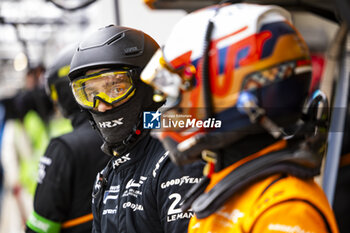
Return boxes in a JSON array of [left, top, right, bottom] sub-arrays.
[[141, 49, 182, 109], [71, 70, 135, 109], [242, 61, 311, 91]]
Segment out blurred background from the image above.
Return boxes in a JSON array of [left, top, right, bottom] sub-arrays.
[[0, 0, 187, 99], [0, 0, 186, 231], [0, 0, 347, 232]]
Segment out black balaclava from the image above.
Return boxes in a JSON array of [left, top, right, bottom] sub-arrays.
[[89, 80, 161, 156]]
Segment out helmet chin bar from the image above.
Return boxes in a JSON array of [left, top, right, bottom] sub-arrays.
[[178, 90, 329, 216], [237, 89, 329, 144], [167, 89, 329, 168], [166, 130, 250, 166]]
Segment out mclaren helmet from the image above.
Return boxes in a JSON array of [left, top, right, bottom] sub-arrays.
[[141, 3, 314, 165]]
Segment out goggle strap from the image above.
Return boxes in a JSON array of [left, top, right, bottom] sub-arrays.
[[93, 98, 100, 109]]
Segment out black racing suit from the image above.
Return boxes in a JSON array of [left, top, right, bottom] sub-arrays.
[[92, 134, 205, 233], [26, 112, 111, 233]]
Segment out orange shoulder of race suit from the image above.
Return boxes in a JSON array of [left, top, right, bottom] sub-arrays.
[[188, 172, 339, 233]]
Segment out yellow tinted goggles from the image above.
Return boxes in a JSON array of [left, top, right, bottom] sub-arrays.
[[71, 70, 135, 109]]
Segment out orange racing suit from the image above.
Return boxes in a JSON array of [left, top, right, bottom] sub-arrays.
[[188, 141, 339, 233]]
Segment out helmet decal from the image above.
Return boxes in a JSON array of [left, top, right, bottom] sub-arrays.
[[141, 3, 312, 164]]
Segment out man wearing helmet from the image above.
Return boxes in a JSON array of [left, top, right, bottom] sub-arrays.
[[68, 25, 204, 232], [25, 44, 110, 233], [141, 3, 339, 233]]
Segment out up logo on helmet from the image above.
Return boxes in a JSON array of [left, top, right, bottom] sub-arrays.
[[98, 118, 124, 128]]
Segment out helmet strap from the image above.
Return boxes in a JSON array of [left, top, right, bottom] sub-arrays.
[[202, 19, 215, 119], [201, 1, 243, 119]]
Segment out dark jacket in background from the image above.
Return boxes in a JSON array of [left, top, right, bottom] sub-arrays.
[[26, 112, 110, 233]]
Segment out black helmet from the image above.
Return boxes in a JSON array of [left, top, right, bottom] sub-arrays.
[[68, 25, 160, 80], [45, 44, 80, 118], [67, 25, 162, 156]]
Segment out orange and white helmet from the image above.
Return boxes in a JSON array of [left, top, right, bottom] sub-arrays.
[[141, 3, 312, 165]]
